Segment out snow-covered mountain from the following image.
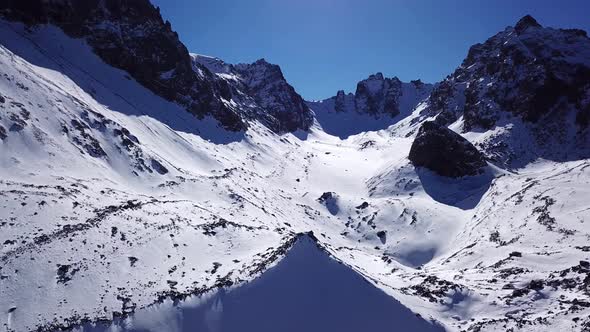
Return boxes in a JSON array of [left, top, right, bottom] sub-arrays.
[[307, 73, 432, 138], [406, 15, 590, 168], [0, 0, 313, 134], [191, 54, 313, 133], [0, 3, 590, 332]]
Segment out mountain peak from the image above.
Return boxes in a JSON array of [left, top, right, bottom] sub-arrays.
[[254, 58, 270, 65], [514, 14, 542, 34], [368, 72, 385, 80]]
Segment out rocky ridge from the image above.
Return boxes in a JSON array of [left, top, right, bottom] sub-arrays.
[[0, 0, 313, 133]]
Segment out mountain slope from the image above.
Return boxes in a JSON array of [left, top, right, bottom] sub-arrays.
[[0, 10, 590, 332], [0, 21, 455, 331], [0, 0, 314, 134]]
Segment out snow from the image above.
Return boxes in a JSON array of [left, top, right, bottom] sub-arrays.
[[190, 54, 233, 76], [0, 19, 589, 332], [81, 235, 444, 332]]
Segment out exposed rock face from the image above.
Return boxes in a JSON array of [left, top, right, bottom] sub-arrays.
[[0, 0, 313, 134], [514, 14, 542, 34], [334, 90, 347, 113], [409, 122, 487, 177], [354, 74, 433, 117], [317, 192, 339, 215], [192, 55, 314, 133], [234, 59, 314, 133], [355, 73, 403, 116], [426, 15, 590, 131], [317, 191, 337, 203]]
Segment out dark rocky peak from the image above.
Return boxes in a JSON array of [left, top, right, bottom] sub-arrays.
[[409, 122, 487, 178], [190, 54, 315, 133], [334, 90, 348, 113], [367, 72, 385, 80], [253, 58, 272, 66], [411, 79, 425, 88], [235, 59, 286, 87], [514, 15, 542, 34], [421, 16, 590, 167], [227, 59, 314, 133], [427, 15, 590, 129], [355, 73, 404, 116], [358, 73, 402, 87], [190, 54, 233, 75]]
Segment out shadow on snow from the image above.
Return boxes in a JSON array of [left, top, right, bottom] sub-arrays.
[[85, 235, 445, 332], [416, 166, 494, 210]]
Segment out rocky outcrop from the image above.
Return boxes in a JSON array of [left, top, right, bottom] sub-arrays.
[[409, 122, 487, 177], [317, 192, 339, 215], [234, 59, 314, 133], [333, 90, 348, 113], [355, 73, 403, 117], [354, 75, 432, 117]]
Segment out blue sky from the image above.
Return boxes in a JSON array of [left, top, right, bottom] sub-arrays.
[[151, 0, 590, 100]]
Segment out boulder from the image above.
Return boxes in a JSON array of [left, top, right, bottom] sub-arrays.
[[409, 122, 487, 177]]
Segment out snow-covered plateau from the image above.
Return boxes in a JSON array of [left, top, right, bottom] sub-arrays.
[[0, 3, 589, 332]]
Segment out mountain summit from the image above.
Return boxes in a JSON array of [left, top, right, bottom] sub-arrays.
[[514, 14, 542, 33], [193, 55, 314, 133]]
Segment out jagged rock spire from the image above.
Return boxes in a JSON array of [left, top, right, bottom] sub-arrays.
[[514, 14, 542, 34]]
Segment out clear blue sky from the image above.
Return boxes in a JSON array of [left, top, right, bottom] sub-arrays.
[[151, 0, 590, 100]]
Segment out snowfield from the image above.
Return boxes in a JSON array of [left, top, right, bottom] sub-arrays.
[[1, 20, 590, 332]]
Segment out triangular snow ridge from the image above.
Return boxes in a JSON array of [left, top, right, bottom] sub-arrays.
[[85, 235, 443, 332]]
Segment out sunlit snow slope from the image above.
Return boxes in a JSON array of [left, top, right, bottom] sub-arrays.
[[1, 17, 590, 332]]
